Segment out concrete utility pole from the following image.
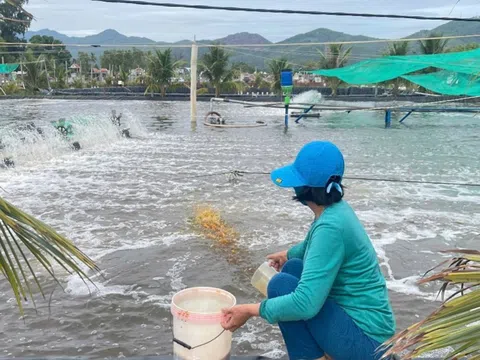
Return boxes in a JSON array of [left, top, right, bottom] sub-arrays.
[[190, 39, 198, 124]]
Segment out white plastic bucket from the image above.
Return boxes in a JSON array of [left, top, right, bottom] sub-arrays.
[[251, 262, 278, 297], [171, 287, 236, 360]]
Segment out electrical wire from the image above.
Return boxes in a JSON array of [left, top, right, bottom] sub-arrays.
[[178, 170, 480, 188], [2, 33, 480, 48], [91, 0, 480, 23]]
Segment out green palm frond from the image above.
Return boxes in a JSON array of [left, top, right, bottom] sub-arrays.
[[199, 46, 232, 97], [317, 44, 352, 95], [119, 69, 129, 84], [267, 58, 291, 95], [382, 249, 480, 360], [0, 196, 99, 314], [318, 44, 352, 69], [385, 41, 409, 56], [419, 33, 449, 55], [146, 48, 183, 96]]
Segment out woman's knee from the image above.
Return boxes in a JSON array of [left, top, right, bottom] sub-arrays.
[[282, 258, 303, 278], [267, 272, 299, 299]]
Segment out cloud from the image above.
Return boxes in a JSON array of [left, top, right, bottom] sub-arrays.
[[25, 0, 480, 42]]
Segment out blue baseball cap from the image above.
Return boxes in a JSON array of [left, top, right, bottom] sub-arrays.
[[271, 141, 345, 188]]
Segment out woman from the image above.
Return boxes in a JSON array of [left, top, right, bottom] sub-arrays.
[[221, 141, 395, 360]]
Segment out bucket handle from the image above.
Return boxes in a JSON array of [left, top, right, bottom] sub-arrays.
[[173, 329, 226, 350]]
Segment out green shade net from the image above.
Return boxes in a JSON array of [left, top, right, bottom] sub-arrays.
[[311, 58, 426, 84], [403, 71, 480, 96], [0, 64, 19, 74], [310, 48, 480, 94]]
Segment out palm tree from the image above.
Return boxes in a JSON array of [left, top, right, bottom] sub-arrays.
[[267, 58, 291, 95], [90, 52, 97, 69], [318, 44, 352, 96], [22, 52, 48, 93], [105, 75, 114, 87], [385, 41, 409, 56], [382, 249, 480, 359], [72, 78, 84, 89], [199, 46, 233, 97], [53, 66, 67, 89], [118, 69, 129, 85], [145, 49, 182, 97], [383, 41, 410, 96], [253, 72, 270, 89], [0, 197, 99, 314], [419, 33, 449, 55]]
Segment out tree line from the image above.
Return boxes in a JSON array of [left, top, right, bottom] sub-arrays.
[[1, 1, 479, 96]]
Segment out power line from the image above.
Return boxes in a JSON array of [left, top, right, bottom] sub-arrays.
[[91, 0, 480, 23], [2, 33, 480, 49], [449, 0, 461, 16], [179, 170, 480, 188]]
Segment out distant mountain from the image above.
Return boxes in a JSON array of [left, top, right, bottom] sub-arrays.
[[24, 20, 480, 69], [25, 28, 157, 45], [272, 28, 387, 65], [407, 20, 480, 50], [25, 29, 71, 43], [216, 32, 271, 45]]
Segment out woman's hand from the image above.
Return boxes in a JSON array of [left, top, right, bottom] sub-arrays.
[[267, 250, 288, 271], [221, 304, 259, 332]]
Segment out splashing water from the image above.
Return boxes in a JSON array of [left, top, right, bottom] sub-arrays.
[[292, 90, 323, 105], [0, 109, 147, 167]]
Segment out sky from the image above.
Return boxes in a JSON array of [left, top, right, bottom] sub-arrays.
[[25, 0, 480, 42]]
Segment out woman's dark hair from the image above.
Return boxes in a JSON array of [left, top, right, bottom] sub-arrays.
[[293, 176, 344, 206]]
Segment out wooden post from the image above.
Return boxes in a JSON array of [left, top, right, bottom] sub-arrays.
[[190, 41, 198, 123], [65, 61, 68, 86]]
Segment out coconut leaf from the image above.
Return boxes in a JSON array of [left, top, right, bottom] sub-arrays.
[[0, 196, 99, 314], [382, 249, 480, 359]]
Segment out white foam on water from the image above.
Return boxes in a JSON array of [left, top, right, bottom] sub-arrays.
[[261, 348, 286, 359], [1, 99, 479, 358], [386, 276, 440, 300], [292, 90, 323, 105], [65, 275, 138, 298], [144, 254, 190, 309]]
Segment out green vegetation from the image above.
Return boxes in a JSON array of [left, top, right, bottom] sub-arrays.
[[419, 32, 449, 55], [22, 51, 48, 93], [385, 41, 409, 56], [200, 46, 234, 97], [383, 250, 480, 359], [0, 0, 32, 62], [145, 48, 183, 97], [382, 41, 410, 95], [100, 48, 150, 73], [253, 72, 270, 89], [0, 196, 99, 314], [447, 43, 480, 53], [318, 44, 352, 95], [267, 57, 291, 95], [28, 35, 72, 67]]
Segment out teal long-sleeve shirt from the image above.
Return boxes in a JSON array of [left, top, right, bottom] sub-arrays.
[[259, 200, 396, 343]]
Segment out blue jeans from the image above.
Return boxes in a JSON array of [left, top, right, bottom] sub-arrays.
[[267, 259, 386, 360]]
